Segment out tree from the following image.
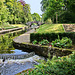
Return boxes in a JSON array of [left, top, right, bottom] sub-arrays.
[[41, 0, 75, 23], [41, 0, 64, 23], [0, 0, 9, 25], [4, 0, 33, 24], [32, 13, 41, 21], [59, 0, 75, 23]]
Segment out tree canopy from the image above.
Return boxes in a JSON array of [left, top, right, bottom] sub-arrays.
[[0, 0, 33, 25], [32, 13, 41, 21], [41, 0, 75, 23]]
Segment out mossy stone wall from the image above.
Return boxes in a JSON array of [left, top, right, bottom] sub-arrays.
[[13, 41, 72, 57]]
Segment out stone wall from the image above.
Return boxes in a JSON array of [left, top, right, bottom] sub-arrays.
[[13, 41, 72, 58], [63, 24, 75, 32], [0, 27, 23, 34]]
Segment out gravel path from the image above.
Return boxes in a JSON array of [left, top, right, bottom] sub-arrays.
[[13, 29, 35, 43]]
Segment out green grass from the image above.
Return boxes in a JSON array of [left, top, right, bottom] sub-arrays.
[[36, 24, 65, 33], [0, 24, 14, 28], [0, 24, 26, 30], [12, 24, 26, 27]]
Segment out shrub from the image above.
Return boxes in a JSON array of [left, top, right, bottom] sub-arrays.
[[32, 40, 38, 44], [32, 39, 49, 45], [32, 23, 37, 25], [45, 18, 52, 24], [39, 39, 49, 45], [23, 52, 75, 75], [30, 32, 75, 44], [51, 37, 72, 48]]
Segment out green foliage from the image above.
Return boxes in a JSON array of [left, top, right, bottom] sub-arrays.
[[41, 0, 64, 23], [51, 37, 72, 48], [59, 11, 75, 23], [41, 0, 75, 23], [0, 35, 14, 51], [32, 39, 49, 45], [45, 18, 52, 24], [0, 28, 26, 51], [0, 0, 33, 25], [30, 32, 75, 44], [0, 0, 9, 25], [32, 23, 37, 25], [39, 39, 49, 45], [32, 13, 41, 21], [20, 52, 75, 75], [32, 40, 38, 44]]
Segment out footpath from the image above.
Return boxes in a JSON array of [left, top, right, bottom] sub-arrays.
[[13, 29, 35, 43]]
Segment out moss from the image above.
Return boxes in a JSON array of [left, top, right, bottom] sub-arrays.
[[13, 41, 73, 57]]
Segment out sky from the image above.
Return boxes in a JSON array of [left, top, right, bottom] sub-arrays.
[[24, 0, 42, 16]]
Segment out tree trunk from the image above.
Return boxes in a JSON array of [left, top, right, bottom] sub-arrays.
[[53, 16, 54, 23], [56, 13, 58, 24]]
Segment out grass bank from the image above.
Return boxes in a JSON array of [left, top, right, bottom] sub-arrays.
[[36, 24, 64, 33], [0, 24, 26, 30]]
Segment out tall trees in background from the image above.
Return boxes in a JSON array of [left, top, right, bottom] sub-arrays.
[[0, 0, 33, 25], [41, 0, 75, 23], [32, 13, 41, 21], [59, 0, 75, 23], [0, 0, 9, 25]]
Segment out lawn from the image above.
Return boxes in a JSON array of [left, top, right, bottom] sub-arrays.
[[0, 24, 26, 30], [36, 24, 65, 33], [12, 24, 26, 28]]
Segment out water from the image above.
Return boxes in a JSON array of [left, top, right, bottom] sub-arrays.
[[0, 49, 45, 75], [0, 55, 44, 75], [0, 49, 35, 59], [11, 49, 28, 55], [0, 49, 28, 54]]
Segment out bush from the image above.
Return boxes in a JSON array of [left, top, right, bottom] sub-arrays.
[[39, 39, 49, 45], [45, 18, 52, 24], [51, 37, 72, 48], [24, 52, 75, 75], [32, 40, 38, 44], [32, 23, 37, 25], [30, 32, 75, 44], [32, 39, 49, 45]]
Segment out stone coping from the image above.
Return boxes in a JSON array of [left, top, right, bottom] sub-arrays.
[[0, 27, 23, 34], [13, 41, 74, 57]]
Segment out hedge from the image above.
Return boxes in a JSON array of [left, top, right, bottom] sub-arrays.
[[30, 32, 75, 44]]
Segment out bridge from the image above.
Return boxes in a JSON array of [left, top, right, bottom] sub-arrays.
[[26, 21, 43, 27]]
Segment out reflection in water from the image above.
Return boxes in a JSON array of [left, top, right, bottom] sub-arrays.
[[0, 49, 35, 60], [11, 49, 28, 55], [0, 49, 28, 54], [0, 50, 14, 54]]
